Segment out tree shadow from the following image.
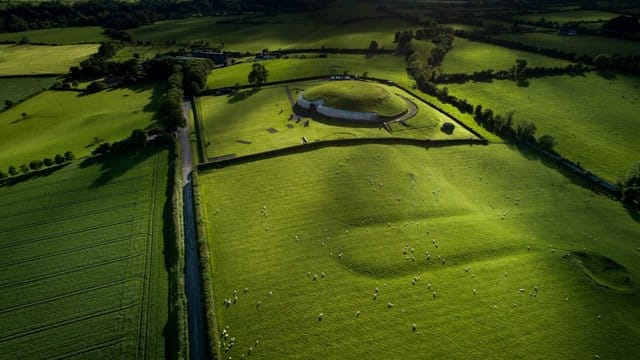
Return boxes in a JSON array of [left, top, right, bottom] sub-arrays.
[[597, 69, 617, 81], [227, 88, 260, 104], [79, 147, 159, 187], [0, 163, 70, 188]]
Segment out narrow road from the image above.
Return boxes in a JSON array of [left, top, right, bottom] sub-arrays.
[[180, 100, 209, 360]]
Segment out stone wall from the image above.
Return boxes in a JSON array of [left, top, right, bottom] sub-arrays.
[[297, 93, 380, 122]]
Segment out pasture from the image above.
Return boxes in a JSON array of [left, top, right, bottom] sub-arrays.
[[199, 143, 640, 360], [0, 84, 162, 170], [0, 44, 100, 76], [206, 54, 412, 89], [0, 26, 106, 44], [514, 10, 622, 23], [496, 33, 640, 57], [446, 73, 640, 181], [196, 81, 476, 159], [441, 37, 572, 74], [0, 76, 58, 105], [0, 149, 170, 359], [127, 15, 410, 52]]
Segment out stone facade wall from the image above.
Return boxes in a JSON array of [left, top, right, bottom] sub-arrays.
[[297, 93, 379, 122]]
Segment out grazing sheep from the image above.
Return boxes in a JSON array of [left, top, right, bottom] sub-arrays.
[[432, 292, 436, 299], [256, 301, 261, 307], [356, 310, 360, 317], [387, 302, 394, 308], [473, 289, 477, 295], [412, 323, 417, 332], [318, 313, 324, 321], [313, 274, 318, 281], [244, 288, 249, 293], [268, 291, 273, 297]]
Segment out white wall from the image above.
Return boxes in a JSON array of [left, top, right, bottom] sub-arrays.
[[297, 93, 379, 122]]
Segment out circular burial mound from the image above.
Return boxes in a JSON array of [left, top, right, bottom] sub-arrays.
[[299, 81, 408, 121]]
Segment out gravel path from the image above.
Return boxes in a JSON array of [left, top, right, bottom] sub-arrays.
[[180, 100, 209, 360]]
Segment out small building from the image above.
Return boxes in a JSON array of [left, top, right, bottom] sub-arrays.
[[441, 122, 455, 134]]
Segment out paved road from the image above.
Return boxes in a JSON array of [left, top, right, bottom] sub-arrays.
[[180, 100, 208, 360]]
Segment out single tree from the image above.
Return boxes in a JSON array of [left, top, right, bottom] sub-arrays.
[[8, 165, 18, 176], [54, 154, 65, 164], [19, 164, 30, 174], [29, 160, 43, 171], [5, 99, 14, 109], [43, 157, 54, 167], [64, 151, 75, 161], [621, 162, 640, 204], [0, 170, 8, 179], [248, 63, 268, 85], [368, 41, 379, 53], [537, 134, 557, 152]]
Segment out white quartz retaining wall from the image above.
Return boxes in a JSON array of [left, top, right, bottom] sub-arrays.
[[297, 93, 380, 122]]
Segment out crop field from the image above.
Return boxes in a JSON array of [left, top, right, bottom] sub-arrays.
[[496, 33, 640, 57], [127, 16, 411, 52], [196, 81, 476, 159], [0, 76, 58, 105], [445, 73, 640, 182], [206, 54, 412, 89], [0, 44, 99, 76], [0, 149, 170, 359], [0, 84, 162, 170], [0, 26, 106, 44], [514, 10, 622, 23], [441, 37, 572, 74], [199, 143, 640, 359]]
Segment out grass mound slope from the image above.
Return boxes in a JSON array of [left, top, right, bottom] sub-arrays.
[[303, 81, 408, 117], [565, 252, 634, 293]]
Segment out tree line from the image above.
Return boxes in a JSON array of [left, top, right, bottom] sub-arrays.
[[0, 151, 74, 180]]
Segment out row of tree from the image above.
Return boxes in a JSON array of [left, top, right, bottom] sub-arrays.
[[92, 129, 171, 156], [0, 151, 74, 179]]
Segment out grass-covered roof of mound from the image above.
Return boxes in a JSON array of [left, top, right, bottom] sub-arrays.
[[302, 80, 407, 117]]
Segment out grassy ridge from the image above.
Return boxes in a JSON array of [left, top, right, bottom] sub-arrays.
[[0, 149, 170, 359], [446, 73, 640, 181], [0, 27, 107, 44], [496, 33, 640, 57], [199, 143, 640, 359], [442, 37, 572, 74], [0, 84, 162, 170], [207, 55, 412, 89], [303, 81, 408, 117], [0, 44, 99, 75], [196, 82, 476, 159]]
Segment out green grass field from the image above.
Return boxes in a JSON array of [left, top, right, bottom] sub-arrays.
[[199, 143, 640, 359], [0, 26, 106, 44], [196, 81, 476, 159], [303, 81, 408, 117], [127, 16, 410, 52], [514, 10, 622, 23], [0, 84, 161, 170], [445, 73, 640, 181], [207, 54, 412, 89], [441, 37, 572, 74], [0, 149, 170, 359], [0, 76, 58, 105], [0, 44, 99, 75], [496, 33, 640, 57]]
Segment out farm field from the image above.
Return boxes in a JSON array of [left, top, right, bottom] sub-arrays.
[[0, 84, 161, 170], [441, 37, 572, 74], [0, 26, 106, 44], [445, 73, 640, 182], [496, 33, 640, 57], [0, 76, 58, 105], [127, 16, 411, 52], [206, 54, 412, 89], [0, 44, 99, 75], [514, 10, 622, 23], [199, 143, 640, 360], [196, 81, 476, 159], [0, 149, 170, 359]]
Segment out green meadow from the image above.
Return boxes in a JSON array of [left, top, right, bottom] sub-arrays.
[[200, 143, 640, 360], [496, 33, 640, 57], [127, 16, 410, 52], [0, 149, 170, 359], [445, 73, 640, 182], [196, 81, 475, 159], [441, 37, 572, 74], [206, 54, 412, 89], [0, 76, 58, 105], [303, 81, 407, 117], [514, 10, 622, 23], [0, 26, 106, 44], [0, 84, 161, 170], [0, 44, 99, 75]]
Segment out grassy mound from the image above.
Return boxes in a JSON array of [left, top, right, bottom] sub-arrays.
[[565, 252, 634, 293], [302, 81, 408, 117]]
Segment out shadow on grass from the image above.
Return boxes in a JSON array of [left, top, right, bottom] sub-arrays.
[[0, 163, 70, 188], [79, 147, 159, 187], [227, 88, 260, 104], [624, 203, 640, 224], [597, 69, 617, 81]]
